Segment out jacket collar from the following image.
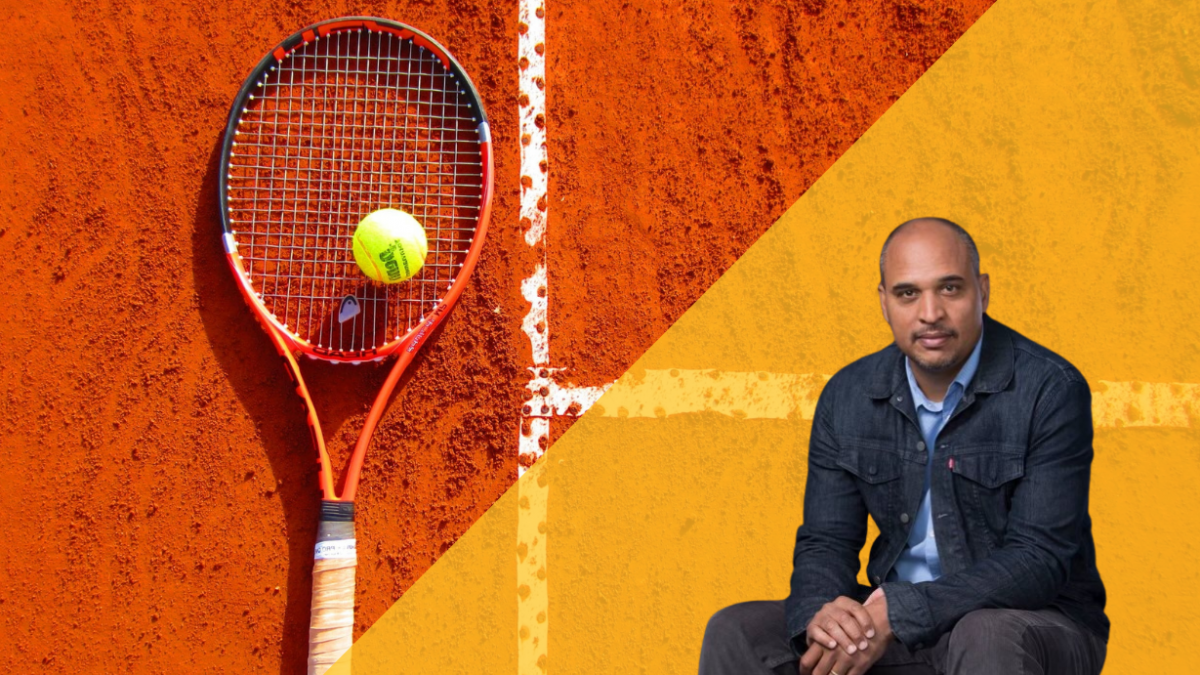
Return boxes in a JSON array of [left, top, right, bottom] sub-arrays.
[[865, 313, 1014, 400]]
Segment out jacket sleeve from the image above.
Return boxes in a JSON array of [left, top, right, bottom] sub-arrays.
[[784, 385, 868, 656], [881, 375, 1095, 649]]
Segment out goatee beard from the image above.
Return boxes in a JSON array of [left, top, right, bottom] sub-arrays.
[[910, 352, 959, 373]]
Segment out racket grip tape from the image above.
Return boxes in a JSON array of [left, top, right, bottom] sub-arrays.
[[308, 501, 356, 675]]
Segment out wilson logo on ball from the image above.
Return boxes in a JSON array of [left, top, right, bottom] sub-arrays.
[[379, 248, 408, 281]]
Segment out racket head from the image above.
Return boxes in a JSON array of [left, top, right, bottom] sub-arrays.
[[219, 17, 493, 363]]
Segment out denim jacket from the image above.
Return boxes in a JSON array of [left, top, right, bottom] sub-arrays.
[[785, 314, 1109, 652]]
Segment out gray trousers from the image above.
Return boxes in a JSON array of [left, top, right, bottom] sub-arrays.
[[699, 600, 1107, 675]]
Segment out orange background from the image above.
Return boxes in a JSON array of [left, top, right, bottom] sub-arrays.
[[23, 0, 1173, 672]]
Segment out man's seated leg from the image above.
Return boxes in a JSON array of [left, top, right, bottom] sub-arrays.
[[698, 599, 938, 675], [699, 600, 797, 675], [945, 608, 1107, 675]]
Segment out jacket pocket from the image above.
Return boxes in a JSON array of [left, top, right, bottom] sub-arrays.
[[837, 447, 903, 484], [952, 452, 1025, 488], [951, 450, 1025, 546], [836, 446, 905, 539]]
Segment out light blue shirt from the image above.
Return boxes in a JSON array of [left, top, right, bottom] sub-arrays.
[[890, 330, 984, 584]]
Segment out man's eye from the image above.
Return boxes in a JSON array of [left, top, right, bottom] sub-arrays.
[[942, 284, 960, 293]]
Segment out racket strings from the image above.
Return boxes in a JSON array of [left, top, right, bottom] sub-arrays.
[[226, 28, 483, 357]]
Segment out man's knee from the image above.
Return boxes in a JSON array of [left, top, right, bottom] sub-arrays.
[[947, 609, 1105, 675], [702, 603, 755, 651], [700, 601, 789, 674], [946, 609, 1027, 671], [951, 609, 1023, 641]]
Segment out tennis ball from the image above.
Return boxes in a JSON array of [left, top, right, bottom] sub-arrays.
[[352, 208, 429, 283]]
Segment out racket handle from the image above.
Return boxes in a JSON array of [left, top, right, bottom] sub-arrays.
[[308, 501, 356, 675]]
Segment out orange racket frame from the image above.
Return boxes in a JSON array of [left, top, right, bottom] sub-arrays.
[[218, 17, 493, 674]]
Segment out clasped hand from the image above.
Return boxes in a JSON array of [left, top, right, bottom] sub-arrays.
[[799, 588, 892, 675]]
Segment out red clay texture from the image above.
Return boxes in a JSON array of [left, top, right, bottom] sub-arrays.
[[0, 0, 989, 672], [547, 0, 993, 390]]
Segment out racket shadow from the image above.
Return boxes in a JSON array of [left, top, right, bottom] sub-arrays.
[[191, 138, 433, 673]]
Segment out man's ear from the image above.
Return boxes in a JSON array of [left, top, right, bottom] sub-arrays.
[[979, 273, 990, 314], [878, 283, 890, 323]]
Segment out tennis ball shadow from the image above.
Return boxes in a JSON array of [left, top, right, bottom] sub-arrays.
[[188, 138, 448, 674]]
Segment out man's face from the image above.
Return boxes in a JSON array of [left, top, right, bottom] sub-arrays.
[[878, 221, 989, 374]]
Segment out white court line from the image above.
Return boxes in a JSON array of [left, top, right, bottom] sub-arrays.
[[517, 0, 558, 473], [515, 2, 557, 674], [514, 2, 614, 667]]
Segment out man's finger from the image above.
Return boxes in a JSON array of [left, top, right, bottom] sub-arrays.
[[863, 587, 885, 607], [840, 648, 868, 672], [830, 598, 873, 647], [798, 643, 823, 675], [833, 644, 863, 675], [832, 597, 875, 639], [846, 654, 870, 675], [816, 614, 864, 653], [818, 614, 860, 654], [812, 645, 839, 675], [807, 623, 838, 651], [839, 601, 876, 646]]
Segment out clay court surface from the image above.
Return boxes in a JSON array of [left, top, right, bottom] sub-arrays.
[[0, 0, 989, 671]]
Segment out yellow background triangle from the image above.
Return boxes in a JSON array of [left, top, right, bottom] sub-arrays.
[[332, 0, 1200, 672]]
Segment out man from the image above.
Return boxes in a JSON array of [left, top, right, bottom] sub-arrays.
[[698, 218, 1108, 675]]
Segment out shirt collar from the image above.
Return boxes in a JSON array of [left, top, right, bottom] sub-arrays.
[[865, 314, 1014, 400], [904, 326, 984, 413]]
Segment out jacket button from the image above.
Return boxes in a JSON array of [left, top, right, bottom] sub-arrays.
[[873, 575, 882, 584], [900, 513, 910, 523], [869, 465, 878, 475], [916, 441, 926, 452], [895, 395, 904, 403]]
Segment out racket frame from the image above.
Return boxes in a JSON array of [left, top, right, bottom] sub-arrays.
[[217, 16, 494, 504]]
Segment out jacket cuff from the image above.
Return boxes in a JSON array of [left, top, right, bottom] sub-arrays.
[[880, 581, 937, 649], [784, 600, 823, 658]]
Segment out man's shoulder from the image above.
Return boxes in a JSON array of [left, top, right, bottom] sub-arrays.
[[996, 318, 1089, 389], [822, 342, 900, 402]]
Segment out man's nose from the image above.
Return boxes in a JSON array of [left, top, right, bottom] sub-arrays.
[[918, 291, 945, 323]]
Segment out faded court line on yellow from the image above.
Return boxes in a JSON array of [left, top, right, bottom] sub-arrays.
[[590, 370, 1200, 428], [587, 369, 1200, 595]]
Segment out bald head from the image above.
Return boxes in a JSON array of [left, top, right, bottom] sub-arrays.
[[876, 217, 989, 391], [879, 218, 980, 286]]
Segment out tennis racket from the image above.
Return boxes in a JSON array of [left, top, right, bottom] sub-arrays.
[[217, 17, 492, 675]]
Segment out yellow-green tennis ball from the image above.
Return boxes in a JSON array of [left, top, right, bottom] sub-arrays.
[[352, 208, 429, 283]]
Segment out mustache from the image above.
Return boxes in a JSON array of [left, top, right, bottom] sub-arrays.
[[913, 327, 958, 340]]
